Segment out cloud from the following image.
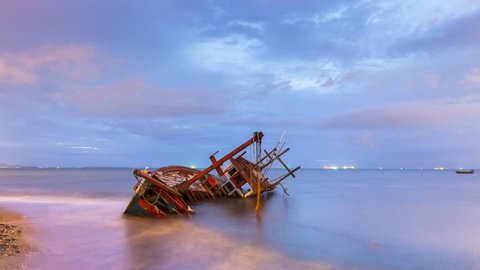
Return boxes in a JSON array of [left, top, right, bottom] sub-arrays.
[[188, 34, 265, 72], [184, 2, 477, 97], [207, 0, 225, 18], [460, 68, 480, 86], [54, 78, 225, 118], [1, 0, 479, 167], [423, 72, 439, 89], [394, 9, 480, 54], [275, 1, 480, 63], [187, 34, 353, 92], [321, 95, 480, 130], [349, 133, 378, 149], [228, 20, 264, 32], [361, 0, 479, 36], [69, 146, 100, 154], [281, 6, 349, 25], [0, 45, 108, 86]]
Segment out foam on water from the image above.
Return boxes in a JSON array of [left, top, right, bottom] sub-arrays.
[[0, 194, 125, 205], [0, 194, 328, 270]]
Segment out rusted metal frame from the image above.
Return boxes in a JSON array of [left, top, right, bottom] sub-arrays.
[[177, 132, 263, 191], [275, 155, 297, 178], [229, 171, 247, 188], [209, 150, 224, 176], [260, 148, 290, 170], [212, 150, 248, 177], [200, 182, 217, 199], [187, 190, 198, 202], [161, 191, 189, 214], [237, 156, 255, 168], [133, 169, 182, 197], [271, 166, 301, 187], [222, 181, 238, 196], [229, 158, 258, 193], [237, 150, 247, 159], [279, 183, 290, 196], [255, 147, 277, 166]]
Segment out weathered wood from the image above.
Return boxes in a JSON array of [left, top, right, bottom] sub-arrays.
[[260, 148, 290, 170], [271, 166, 301, 187], [133, 169, 182, 197], [177, 132, 263, 191]]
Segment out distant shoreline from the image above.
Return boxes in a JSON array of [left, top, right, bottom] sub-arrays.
[[0, 167, 477, 171]]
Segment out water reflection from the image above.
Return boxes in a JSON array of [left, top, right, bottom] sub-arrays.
[[0, 169, 480, 269], [121, 211, 326, 269]]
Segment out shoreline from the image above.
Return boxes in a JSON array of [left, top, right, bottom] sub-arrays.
[[0, 208, 33, 270]]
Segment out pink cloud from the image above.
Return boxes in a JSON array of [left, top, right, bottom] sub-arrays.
[[323, 94, 480, 129], [54, 78, 225, 118], [423, 72, 439, 89], [350, 133, 378, 149], [0, 45, 109, 86], [460, 68, 480, 86]]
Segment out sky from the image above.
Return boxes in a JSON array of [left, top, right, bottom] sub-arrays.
[[0, 0, 479, 168]]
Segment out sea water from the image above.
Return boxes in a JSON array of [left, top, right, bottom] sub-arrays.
[[0, 168, 479, 269]]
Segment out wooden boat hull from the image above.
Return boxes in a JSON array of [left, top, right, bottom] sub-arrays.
[[124, 132, 300, 218], [124, 192, 167, 217], [456, 169, 475, 174], [124, 167, 199, 217]]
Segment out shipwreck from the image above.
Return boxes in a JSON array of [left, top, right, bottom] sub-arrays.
[[124, 131, 300, 217]]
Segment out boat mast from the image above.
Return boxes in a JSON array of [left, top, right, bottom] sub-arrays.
[[176, 131, 264, 191]]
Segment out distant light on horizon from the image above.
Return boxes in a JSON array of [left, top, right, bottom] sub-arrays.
[[323, 165, 355, 170]]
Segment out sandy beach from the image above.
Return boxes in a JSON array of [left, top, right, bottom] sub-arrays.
[[0, 208, 32, 270], [0, 191, 330, 270]]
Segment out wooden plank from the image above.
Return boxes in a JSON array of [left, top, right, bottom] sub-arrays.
[[177, 132, 263, 191], [133, 169, 182, 197], [271, 166, 301, 187], [230, 158, 259, 193]]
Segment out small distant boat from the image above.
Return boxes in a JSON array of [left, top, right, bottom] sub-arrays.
[[456, 169, 475, 174]]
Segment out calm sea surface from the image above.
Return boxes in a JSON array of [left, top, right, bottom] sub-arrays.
[[1, 168, 479, 269]]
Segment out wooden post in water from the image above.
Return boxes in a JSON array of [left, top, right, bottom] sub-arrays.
[[255, 132, 262, 212]]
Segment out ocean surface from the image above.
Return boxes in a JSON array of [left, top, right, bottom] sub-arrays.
[[1, 168, 479, 269]]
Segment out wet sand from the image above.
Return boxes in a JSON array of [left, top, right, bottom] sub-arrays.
[[0, 195, 330, 270], [0, 208, 33, 270]]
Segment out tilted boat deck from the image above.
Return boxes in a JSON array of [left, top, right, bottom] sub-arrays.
[[124, 131, 300, 218]]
